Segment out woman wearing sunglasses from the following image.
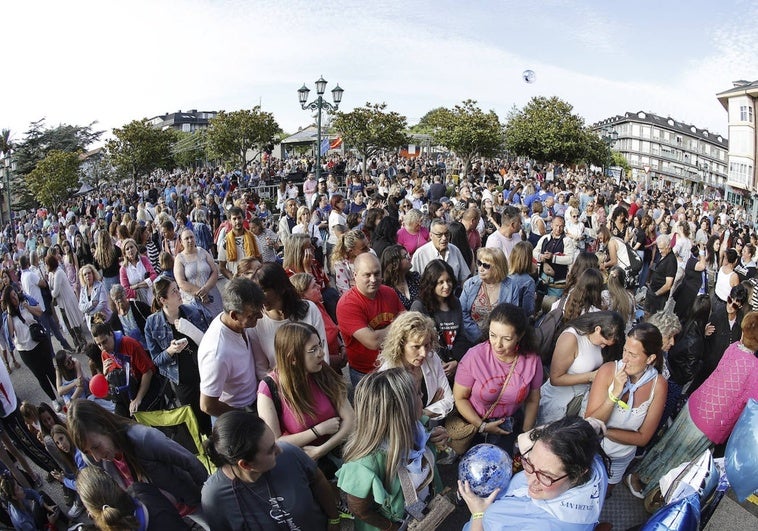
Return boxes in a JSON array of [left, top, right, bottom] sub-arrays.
[[460, 248, 518, 344], [458, 416, 609, 531]]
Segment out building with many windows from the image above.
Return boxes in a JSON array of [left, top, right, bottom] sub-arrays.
[[717, 80, 757, 207], [591, 112, 728, 198], [147, 109, 218, 132]]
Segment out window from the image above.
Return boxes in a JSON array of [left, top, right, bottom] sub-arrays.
[[740, 106, 754, 122]]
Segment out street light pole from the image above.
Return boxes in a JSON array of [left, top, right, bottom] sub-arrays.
[[298, 76, 344, 181], [601, 127, 619, 181]]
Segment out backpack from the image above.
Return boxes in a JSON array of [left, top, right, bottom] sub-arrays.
[[615, 237, 643, 289], [534, 297, 567, 366]]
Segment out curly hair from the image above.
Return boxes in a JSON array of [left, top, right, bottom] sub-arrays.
[[378, 311, 439, 369], [563, 268, 603, 322], [332, 229, 368, 263]]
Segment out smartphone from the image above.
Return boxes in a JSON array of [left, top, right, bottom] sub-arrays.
[[176, 338, 189, 347], [500, 416, 514, 433]]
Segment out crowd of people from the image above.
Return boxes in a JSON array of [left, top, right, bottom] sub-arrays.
[[0, 151, 755, 530]]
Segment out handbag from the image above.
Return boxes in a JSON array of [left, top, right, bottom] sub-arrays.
[[565, 392, 584, 417], [18, 313, 47, 342], [444, 357, 518, 455], [397, 449, 455, 531]]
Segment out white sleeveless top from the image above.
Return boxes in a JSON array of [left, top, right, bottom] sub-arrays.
[[612, 237, 632, 269], [536, 328, 603, 425], [714, 266, 735, 301]]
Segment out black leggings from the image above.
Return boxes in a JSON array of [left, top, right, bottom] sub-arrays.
[[18, 341, 57, 401]]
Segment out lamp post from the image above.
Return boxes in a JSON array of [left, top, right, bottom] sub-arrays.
[[601, 127, 619, 181], [298, 76, 344, 181]]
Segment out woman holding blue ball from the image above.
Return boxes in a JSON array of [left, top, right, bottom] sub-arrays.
[[458, 417, 609, 531]]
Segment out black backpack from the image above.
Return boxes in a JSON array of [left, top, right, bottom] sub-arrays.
[[534, 297, 567, 366]]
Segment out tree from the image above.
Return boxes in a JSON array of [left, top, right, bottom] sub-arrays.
[[504, 96, 590, 165], [173, 130, 208, 170], [611, 151, 631, 173], [417, 100, 503, 175], [26, 150, 81, 208], [332, 102, 409, 179], [206, 107, 281, 175], [12, 119, 103, 209], [0, 129, 14, 218], [106, 119, 177, 192]]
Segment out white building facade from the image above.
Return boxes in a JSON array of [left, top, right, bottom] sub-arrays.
[[717, 80, 757, 210], [592, 112, 728, 198]]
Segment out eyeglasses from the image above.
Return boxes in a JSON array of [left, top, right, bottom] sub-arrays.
[[476, 260, 492, 270], [521, 448, 570, 487], [431, 232, 449, 239], [306, 341, 324, 356], [727, 296, 743, 310]]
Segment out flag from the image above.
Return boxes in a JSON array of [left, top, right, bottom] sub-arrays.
[[320, 137, 330, 156], [330, 136, 343, 150]]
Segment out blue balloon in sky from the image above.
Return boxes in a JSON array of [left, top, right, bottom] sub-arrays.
[[724, 398, 758, 501], [642, 492, 700, 531], [458, 444, 512, 497]]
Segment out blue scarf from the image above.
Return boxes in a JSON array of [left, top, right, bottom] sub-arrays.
[[617, 360, 657, 416]]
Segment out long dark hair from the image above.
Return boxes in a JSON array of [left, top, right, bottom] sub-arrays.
[[487, 303, 536, 353], [418, 259, 457, 314], [380, 244, 409, 288], [253, 262, 308, 321]]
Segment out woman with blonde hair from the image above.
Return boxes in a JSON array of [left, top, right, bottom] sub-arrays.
[[78, 263, 112, 329], [332, 229, 372, 296], [94, 230, 122, 292], [337, 369, 446, 530], [77, 465, 190, 530], [461, 247, 516, 343], [119, 238, 157, 306], [508, 241, 536, 317], [257, 323, 353, 473], [396, 208, 429, 258], [378, 311, 454, 419]]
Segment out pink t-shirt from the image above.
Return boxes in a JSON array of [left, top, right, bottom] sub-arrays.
[[258, 375, 338, 442], [455, 342, 543, 418], [397, 227, 430, 257], [688, 341, 758, 444]]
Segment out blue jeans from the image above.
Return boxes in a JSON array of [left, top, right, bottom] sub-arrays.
[[38, 311, 72, 351]]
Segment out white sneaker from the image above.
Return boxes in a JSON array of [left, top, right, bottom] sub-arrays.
[[67, 500, 84, 519]]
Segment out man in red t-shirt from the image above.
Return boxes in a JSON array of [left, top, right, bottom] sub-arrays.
[[92, 322, 163, 418], [337, 253, 404, 389]]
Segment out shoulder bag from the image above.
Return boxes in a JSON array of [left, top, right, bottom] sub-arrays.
[[397, 448, 455, 531], [445, 357, 518, 455]]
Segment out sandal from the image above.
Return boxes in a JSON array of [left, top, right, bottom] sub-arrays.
[[625, 474, 645, 499]]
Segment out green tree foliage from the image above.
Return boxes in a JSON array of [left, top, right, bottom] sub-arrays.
[[333, 102, 409, 179], [173, 130, 208, 170], [611, 150, 631, 172], [26, 150, 81, 208], [206, 107, 281, 174], [504, 96, 592, 165], [106, 119, 177, 191], [417, 100, 503, 175], [11, 120, 102, 209]]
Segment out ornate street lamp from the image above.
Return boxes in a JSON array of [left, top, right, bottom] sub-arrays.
[[298, 76, 344, 180], [601, 127, 619, 179]]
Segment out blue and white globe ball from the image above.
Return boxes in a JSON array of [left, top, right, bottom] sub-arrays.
[[522, 69, 536, 83], [458, 444, 513, 497]]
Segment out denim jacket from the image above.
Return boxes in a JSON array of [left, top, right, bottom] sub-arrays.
[[144, 304, 210, 384], [460, 275, 518, 343]]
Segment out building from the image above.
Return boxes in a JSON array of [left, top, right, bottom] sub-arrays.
[[591, 112, 728, 198], [147, 109, 218, 132], [716, 80, 757, 208]]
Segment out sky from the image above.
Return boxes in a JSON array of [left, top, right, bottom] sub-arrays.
[[2, 0, 757, 147]]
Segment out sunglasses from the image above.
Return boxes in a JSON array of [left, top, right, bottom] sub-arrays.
[[476, 260, 492, 270], [727, 296, 743, 310]]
